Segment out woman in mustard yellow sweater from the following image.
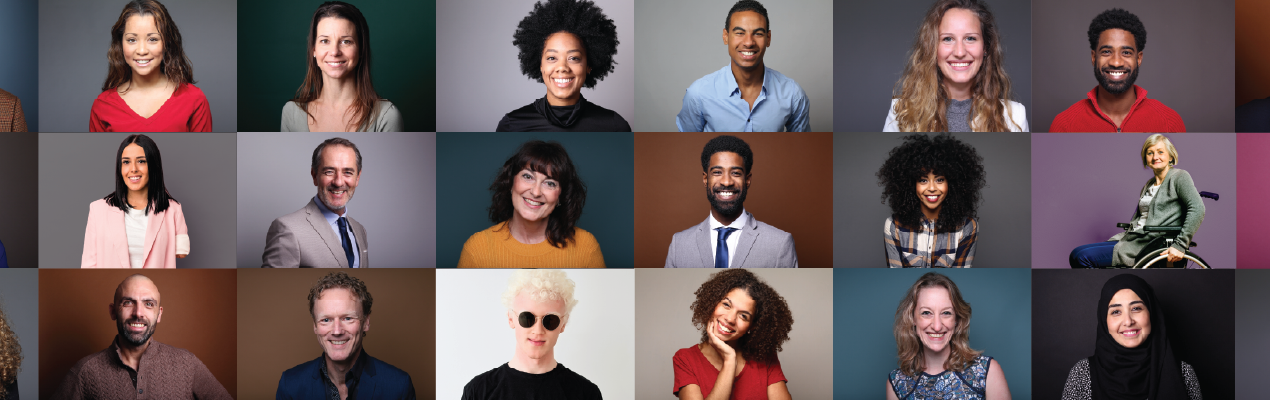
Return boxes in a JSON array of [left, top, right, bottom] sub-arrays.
[[457, 140, 605, 268]]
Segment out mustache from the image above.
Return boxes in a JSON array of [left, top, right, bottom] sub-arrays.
[[125, 317, 149, 325], [713, 185, 741, 192]]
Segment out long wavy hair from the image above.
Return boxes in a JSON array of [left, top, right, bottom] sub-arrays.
[[891, 0, 1017, 132], [104, 134, 177, 215], [488, 141, 587, 248], [690, 269, 793, 365], [894, 272, 980, 377], [291, 1, 382, 132], [0, 305, 21, 397], [102, 0, 195, 93]]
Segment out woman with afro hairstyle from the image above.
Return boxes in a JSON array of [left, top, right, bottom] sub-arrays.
[[496, 0, 631, 132], [878, 133, 986, 267], [673, 269, 793, 400], [884, 0, 1027, 132]]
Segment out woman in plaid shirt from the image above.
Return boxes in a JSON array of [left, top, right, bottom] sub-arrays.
[[879, 133, 986, 267]]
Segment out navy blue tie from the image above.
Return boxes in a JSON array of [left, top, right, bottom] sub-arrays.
[[338, 217, 354, 268], [715, 227, 738, 268]]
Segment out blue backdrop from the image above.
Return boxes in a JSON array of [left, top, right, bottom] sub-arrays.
[[0, 0, 38, 131]]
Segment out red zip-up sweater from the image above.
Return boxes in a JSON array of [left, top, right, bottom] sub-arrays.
[[1048, 85, 1186, 132]]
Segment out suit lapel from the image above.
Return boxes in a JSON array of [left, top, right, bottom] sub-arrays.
[[694, 220, 714, 268], [731, 212, 759, 268], [351, 219, 368, 268], [105, 207, 129, 267], [141, 208, 163, 267], [306, 200, 349, 268]]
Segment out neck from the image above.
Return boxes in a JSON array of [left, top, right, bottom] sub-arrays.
[[922, 347, 950, 374], [325, 348, 361, 387], [546, 92, 580, 107], [128, 188, 150, 210], [128, 70, 170, 92], [1096, 85, 1137, 116], [731, 62, 765, 90], [1154, 166, 1171, 185], [115, 335, 150, 370], [507, 215, 548, 245], [321, 198, 346, 217], [509, 352, 557, 374], [712, 208, 743, 226], [944, 81, 973, 101], [921, 206, 940, 223]]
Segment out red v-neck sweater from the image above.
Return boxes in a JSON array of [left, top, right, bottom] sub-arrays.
[[89, 83, 212, 132], [1048, 85, 1185, 132]]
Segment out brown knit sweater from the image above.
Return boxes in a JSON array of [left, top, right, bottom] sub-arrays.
[[50, 338, 231, 400]]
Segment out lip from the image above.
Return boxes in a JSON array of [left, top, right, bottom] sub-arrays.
[[715, 190, 737, 201], [924, 331, 947, 341], [946, 60, 973, 71], [738, 50, 757, 61], [1120, 329, 1140, 338], [551, 77, 574, 88], [924, 194, 941, 203], [716, 318, 737, 336], [327, 188, 347, 199], [127, 322, 146, 332], [133, 58, 153, 67], [529, 339, 547, 347], [1104, 69, 1129, 81], [522, 196, 545, 209], [324, 60, 348, 68]]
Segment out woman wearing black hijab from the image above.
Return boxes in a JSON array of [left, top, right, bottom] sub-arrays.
[[1060, 274, 1201, 400]]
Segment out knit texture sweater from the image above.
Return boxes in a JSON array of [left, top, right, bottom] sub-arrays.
[[1049, 85, 1185, 132], [1107, 168, 1205, 267], [456, 222, 605, 268], [51, 338, 231, 400]]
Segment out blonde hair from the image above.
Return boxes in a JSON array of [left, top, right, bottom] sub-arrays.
[[893, 272, 980, 377], [891, 0, 1017, 132], [501, 270, 579, 317], [1141, 134, 1178, 168], [0, 304, 20, 397]]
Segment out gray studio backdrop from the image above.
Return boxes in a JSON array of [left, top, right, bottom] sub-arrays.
[[634, 269, 834, 399], [1032, 0, 1234, 132], [38, 0, 238, 132], [0, 270, 37, 399], [38, 133, 237, 268], [436, 0, 634, 132], [833, 133, 1032, 267], [235, 132, 437, 268], [635, 0, 833, 132], [0, 134, 38, 268], [1236, 270, 1270, 399], [0, 0, 39, 131], [833, 0, 1031, 132]]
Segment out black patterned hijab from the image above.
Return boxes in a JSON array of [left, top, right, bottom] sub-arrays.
[[1090, 274, 1188, 400]]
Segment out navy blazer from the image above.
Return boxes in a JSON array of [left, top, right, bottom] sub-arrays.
[[276, 352, 416, 400]]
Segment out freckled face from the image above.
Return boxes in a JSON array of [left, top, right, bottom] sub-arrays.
[[914, 286, 955, 354], [1106, 288, 1151, 348]]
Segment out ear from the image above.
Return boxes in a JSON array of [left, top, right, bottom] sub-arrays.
[[556, 316, 568, 334], [1136, 50, 1143, 66], [155, 306, 163, 324], [744, 172, 752, 189], [703, 170, 709, 188], [722, 29, 729, 45], [362, 316, 370, 333], [1090, 49, 1096, 67], [766, 29, 772, 47], [108, 303, 117, 321], [507, 310, 515, 329]]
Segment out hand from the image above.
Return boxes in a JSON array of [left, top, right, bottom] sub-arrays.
[[176, 254, 187, 259], [706, 319, 736, 361], [1164, 247, 1184, 263]]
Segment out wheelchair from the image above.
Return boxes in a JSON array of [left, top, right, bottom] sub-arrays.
[[1115, 191, 1217, 269]]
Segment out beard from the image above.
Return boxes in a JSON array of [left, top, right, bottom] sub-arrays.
[[1094, 64, 1138, 95], [706, 183, 747, 218], [116, 317, 157, 347]]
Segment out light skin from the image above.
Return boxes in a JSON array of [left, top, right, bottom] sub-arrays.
[[1144, 141, 1185, 262], [885, 287, 1010, 400], [1091, 28, 1143, 128], [722, 11, 770, 111], [917, 172, 947, 222], [1106, 288, 1151, 348], [308, 17, 361, 132], [121, 144, 184, 258], [312, 288, 369, 400], [680, 288, 792, 400], [507, 292, 567, 374], [541, 32, 590, 107], [108, 275, 163, 370], [311, 144, 360, 217], [118, 14, 176, 119], [703, 152, 750, 226], [508, 168, 560, 245], [937, 8, 984, 101]]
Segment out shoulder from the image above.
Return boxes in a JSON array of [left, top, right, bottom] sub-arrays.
[[684, 67, 728, 98], [581, 100, 631, 128], [274, 203, 314, 226], [555, 364, 602, 394], [1066, 358, 1090, 379], [376, 100, 401, 118], [506, 101, 538, 117], [67, 347, 115, 375], [282, 101, 304, 115], [366, 355, 413, 384], [0, 88, 15, 102], [280, 356, 323, 381], [164, 199, 183, 212], [753, 218, 793, 238], [670, 221, 706, 244], [463, 364, 505, 394], [571, 227, 599, 246], [154, 340, 201, 362], [764, 67, 808, 98], [178, 83, 208, 100], [1140, 98, 1183, 118], [94, 89, 117, 102], [673, 345, 700, 361], [88, 198, 111, 211], [462, 223, 507, 246]]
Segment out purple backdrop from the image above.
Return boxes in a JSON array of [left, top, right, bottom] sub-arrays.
[[1238, 133, 1270, 268], [1031, 133, 1236, 268]]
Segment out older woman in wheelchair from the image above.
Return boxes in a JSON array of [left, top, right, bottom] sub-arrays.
[[1068, 134, 1210, 269]]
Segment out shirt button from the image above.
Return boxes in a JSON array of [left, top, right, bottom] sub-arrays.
[[139, 389, 144, 394]]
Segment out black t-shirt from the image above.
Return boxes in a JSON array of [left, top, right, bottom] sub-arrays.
[[462, 363, 602, 400]]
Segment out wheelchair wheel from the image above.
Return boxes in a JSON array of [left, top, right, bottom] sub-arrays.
[[1131, 248, 1211, 269]]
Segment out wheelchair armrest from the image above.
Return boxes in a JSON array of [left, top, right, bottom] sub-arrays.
[[1143, 226, 1183, 233], [1116, 223, 1131, 230]]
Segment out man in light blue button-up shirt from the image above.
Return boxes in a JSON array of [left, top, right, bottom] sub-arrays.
[[676, 0, 810, 132]]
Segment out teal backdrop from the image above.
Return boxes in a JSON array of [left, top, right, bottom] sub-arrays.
[[436, 132, 635, 267], [834, 269, 1033, 399], [237, 0, 435, 132]]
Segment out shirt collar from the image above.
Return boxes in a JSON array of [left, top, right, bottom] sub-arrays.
[[313, 195, 348, 225], [707, 208, 749, 231], [721, 65, 770, 98], [110, 335, 156, 371], [319, 348, 368, 398]]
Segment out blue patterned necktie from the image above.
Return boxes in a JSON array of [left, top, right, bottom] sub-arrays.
[[715, 227, 738, 268], [337, 217, 354, 268]]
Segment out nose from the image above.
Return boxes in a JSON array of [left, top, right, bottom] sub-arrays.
[[530, 181, 543, 197], [932, 316, 944, 331], [953, 41, 966, 58], [332, 321, 345, 335], [530, 317, 546, 334]]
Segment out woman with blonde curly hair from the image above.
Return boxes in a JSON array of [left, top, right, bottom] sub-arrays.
[[0, 304, 21, 399], [884, 0, 1026, 132], [887, 272, 1009, 400]]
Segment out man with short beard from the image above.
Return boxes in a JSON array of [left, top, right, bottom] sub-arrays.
[[263, 137, 370, 268], [1049, 8, 1186, 132], [665, 135, 798, 268], [51, 274, 231, 400]]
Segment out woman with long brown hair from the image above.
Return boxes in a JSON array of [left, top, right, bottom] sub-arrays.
[[282, 1, 402, 132], [884, 0, 1026, 132], [89, 0, 211, 132]]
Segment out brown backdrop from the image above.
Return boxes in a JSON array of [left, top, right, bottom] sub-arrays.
[[39, 269, 238, 399], [633, 132, 834, 267], [1237, 0, 1270, 105], [235, 269, 435, 399]]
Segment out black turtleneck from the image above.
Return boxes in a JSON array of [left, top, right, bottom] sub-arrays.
[[496, 96, 631, 132]]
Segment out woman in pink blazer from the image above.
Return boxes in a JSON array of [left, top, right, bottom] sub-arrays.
[[82, 134, 189, 268]]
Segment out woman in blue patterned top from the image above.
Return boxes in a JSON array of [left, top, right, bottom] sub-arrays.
[[887, 272, 1010, 400]]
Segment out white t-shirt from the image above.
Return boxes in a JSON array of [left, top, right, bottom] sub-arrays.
[[125, 207, 149, 269]]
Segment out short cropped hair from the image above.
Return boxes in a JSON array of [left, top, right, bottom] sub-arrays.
[[1088, 8, 1146, 51], [724, 0, 769, 31], [893, 272, 981, 377], [701, 135, 754, 174], [311, 137, 363, 175], [513, 0, 619, 89], [501, 269, 579, 317], [1141, 134, 1178, 168], [308, 272, 373, 319]]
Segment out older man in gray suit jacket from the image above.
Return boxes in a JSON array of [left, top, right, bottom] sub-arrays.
[[665, 135, 798, 268], [263, 138, 370, 268]]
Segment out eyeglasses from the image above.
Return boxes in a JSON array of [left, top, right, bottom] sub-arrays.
[[515, 311, 562, 331]]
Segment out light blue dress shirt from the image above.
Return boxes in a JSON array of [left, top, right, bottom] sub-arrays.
[[676, 65, 810, 132], [313, 195, 360, 268]]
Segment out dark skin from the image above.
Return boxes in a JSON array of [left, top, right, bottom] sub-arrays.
[[722, 11, 771, 111], [1091, 28, 1143, 128], [703, 151, 751, 226]]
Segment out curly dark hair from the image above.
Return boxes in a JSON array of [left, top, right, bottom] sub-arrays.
[[513, 0, 618, 89], [724, 0, 770, 30], [308, 272, 373, 320], [701, 135, 754, 173], [1088, 8, 1146, 51], [877, 133, 986, 233], [488, 140, 588, 248], [0, 305, 20, 398], [690, 269, 792, 365]]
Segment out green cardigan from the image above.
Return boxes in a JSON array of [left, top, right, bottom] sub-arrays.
[[1108, 168, 1205, 266]]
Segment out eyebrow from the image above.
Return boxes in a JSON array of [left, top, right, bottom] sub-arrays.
[[1098, 45, 1137, 51], [731, 27, 767, 34], [120, 296, 156, 303], [1108, 300, 1144, 308]]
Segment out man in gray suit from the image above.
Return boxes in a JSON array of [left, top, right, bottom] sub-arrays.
[[665, 135, 797, 268], [263, 138, 370, 268]]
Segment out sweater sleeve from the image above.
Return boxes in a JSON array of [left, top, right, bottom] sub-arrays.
[[1171, 170, 1205, 252]]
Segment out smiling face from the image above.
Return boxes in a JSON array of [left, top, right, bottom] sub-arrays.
[[1106, 288, 1151, 348], [313, 17, 359, 80], [311, 144, 360, 214], [916, 172, 947, 219], [1092, 28, 1141, 95], [914, 286, 955, 355], [121, 14, 164, 78], [711, 288, 755, 343], [722, 11, 770, 71], [312, 288, 369, 363], [121, 143, 149, 196], [540, 32, 590, 107], [936, 8, 984, 89], [703, 152, 750, 217], [509, 291, 567, 362], [510, 168, 561, 224], [1145, 142, 1172, 173], [110, 276, 162, 347]]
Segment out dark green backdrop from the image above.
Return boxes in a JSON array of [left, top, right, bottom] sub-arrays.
[[237, 0, 435, 132], [436, 132, 635, 267]]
